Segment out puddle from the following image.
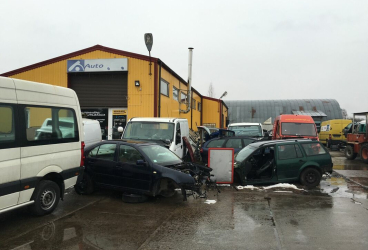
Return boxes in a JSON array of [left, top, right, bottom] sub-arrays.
[[333, 165, 368, 171], [319, 176, 368, 199]]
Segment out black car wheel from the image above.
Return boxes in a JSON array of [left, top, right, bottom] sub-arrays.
[[345, 145, 357, 160], [74, 173, 94, 195], [29, 180, 60, 216], [300, 168, 321, 189]]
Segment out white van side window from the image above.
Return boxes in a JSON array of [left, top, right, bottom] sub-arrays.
[[25, 106, 79, 142], [0, 105, 15, 144]]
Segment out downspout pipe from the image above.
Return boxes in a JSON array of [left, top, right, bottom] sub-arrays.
[[158, 60, 162, 117], [180, 47, 193, 114]]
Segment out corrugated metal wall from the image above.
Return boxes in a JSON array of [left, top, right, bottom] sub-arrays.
[[225, 99, 342, 124]]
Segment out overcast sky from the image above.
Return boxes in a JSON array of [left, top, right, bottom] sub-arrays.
[[1, 1, 367, 115]]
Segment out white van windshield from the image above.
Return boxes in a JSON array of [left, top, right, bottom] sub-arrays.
[[123, 122, 175, 141], [229, 125, 262, 137]]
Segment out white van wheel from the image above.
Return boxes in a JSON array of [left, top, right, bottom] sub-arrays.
[[30, 180, 60, 216]]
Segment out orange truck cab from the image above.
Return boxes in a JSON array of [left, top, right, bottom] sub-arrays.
[[272, 115, 318, 140]]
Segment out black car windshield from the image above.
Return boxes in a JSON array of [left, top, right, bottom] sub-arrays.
[[281, 123, 316, 136], [235, 145, 257, 163], [123, 122, 174, 141], [229, 125, 262, 136], [140, 145, 182, 165]]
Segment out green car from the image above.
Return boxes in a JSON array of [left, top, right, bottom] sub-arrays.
[[234, 139, 333, 188]]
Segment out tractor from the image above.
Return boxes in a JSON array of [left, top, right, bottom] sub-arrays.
[[344, 112, 368, 163]]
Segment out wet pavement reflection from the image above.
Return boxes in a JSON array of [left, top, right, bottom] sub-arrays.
[[1, 149, 368, 250]]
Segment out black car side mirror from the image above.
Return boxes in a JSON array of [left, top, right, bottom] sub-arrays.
[[136, 160, 147, 166]]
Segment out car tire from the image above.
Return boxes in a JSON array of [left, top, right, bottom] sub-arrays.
[[360, 144, 368, 164], [74, 173, 94, 195], [345, 145, 357, 160], [160, 188, 177, 198], [29, 180, 60, 216], [121, 193, 148, 203], [300, 168, 321, 189]]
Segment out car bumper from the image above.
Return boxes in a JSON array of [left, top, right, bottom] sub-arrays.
[[322, 163, 333, 174], [328, 139, 346, 147]]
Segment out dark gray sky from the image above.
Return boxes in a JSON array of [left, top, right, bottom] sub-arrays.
[[1, 0, 367, 115]]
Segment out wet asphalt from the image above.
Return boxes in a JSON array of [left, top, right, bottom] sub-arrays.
[[1, 149, 368, 250]]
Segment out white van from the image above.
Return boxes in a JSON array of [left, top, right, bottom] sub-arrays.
[[82, 118, 102, 148], [0, 76, 84, 215], [228, 122, 264, 137], [122, 117, 189, 158]]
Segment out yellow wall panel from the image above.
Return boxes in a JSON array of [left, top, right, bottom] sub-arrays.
[[6, 49, 220, 130], [8, 50, 155, 120], [202, 98, 220, 128]]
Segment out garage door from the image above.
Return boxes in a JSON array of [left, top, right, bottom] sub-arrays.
[[69, 72, 127, 107]]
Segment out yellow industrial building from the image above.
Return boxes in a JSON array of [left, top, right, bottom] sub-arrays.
[[1, 45, 228, 139]]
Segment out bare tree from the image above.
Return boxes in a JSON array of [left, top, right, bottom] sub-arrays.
[[208, 82, 215, 97], [341, 108, 348, 119]]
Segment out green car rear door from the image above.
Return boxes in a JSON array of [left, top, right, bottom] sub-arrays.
[[275, 144, 306, 181]]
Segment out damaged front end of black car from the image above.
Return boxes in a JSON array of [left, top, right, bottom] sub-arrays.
[[156, 161, 217, 201]]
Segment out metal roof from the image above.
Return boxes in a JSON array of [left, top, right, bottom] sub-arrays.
[[224, 99, 342, 124], [292, 110, 327, 117]]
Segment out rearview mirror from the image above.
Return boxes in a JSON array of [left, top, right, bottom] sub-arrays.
[[136, 160, 147, 166]]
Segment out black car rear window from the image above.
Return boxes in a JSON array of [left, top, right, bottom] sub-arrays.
[[207, 139, 225, 148], [225, 138, 243, 149]]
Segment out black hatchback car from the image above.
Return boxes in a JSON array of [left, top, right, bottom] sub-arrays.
[[75, 140, 212, 200], [200, 136, 259, 163]]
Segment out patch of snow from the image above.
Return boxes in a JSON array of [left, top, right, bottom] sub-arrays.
[[237, 185, 258, 190], [263, 183, 303, 190], [354, 201, 362, 205], [273, 191, 293, 193], [204, 200, 217, 204]]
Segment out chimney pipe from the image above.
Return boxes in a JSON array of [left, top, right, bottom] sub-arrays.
[[180, 47, 193, 114]]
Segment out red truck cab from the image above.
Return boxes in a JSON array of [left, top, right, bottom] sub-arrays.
[[272, 115, 318, 140]]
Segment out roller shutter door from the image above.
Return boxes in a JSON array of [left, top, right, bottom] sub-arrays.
[[69, 72, 127, 107]]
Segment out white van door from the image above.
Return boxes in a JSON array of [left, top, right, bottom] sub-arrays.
[[0, 104, 21, 210], [172, 122, 184, 158]]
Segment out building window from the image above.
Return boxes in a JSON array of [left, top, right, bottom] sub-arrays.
[[198, 102, 202, 111], [160, 79, 169, 97], [192, 99, 196, 110], [173, 86, 179, 101], [181, 92, 188, 103]]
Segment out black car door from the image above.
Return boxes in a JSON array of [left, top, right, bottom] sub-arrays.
[[115, 144, 152, 192], [85, 143, 118, 186]]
